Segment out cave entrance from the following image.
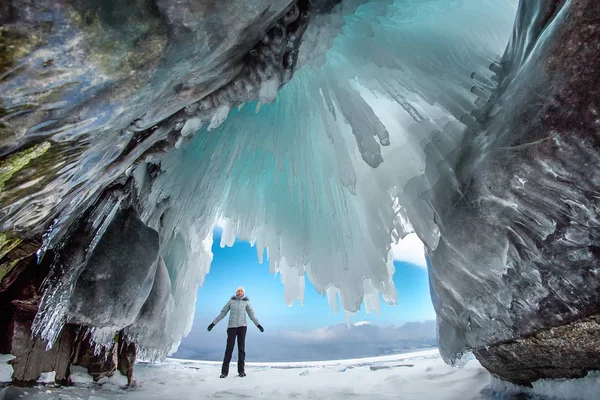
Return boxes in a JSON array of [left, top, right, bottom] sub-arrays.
[[171, 227, 436, 362]]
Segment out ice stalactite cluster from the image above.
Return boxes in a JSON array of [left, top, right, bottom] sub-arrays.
[[0, 0, 538, 363], [129, 0, 516, 358]]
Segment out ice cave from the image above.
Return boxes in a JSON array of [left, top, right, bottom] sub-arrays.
[[0, 0, 598, 392]]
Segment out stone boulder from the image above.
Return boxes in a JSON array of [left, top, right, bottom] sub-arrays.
[[475, 314, 600, 386], [68, 206, 160, 329]]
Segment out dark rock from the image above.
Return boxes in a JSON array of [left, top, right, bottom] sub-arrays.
[[117, 333, 136, 387], [0, 386, 26, 400], [9, 313, 75, 385], [475, 314, 600, 386], [0, 238, 39, 293], [68, 206, 160, 328], [0, 239, 74, 386]]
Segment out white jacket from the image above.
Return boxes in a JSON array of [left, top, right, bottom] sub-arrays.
[[212, 296, 260, 328]]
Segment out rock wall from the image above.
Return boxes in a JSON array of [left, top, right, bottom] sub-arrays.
[[430, 0, 600, 384], [0, 216, 141, 385]]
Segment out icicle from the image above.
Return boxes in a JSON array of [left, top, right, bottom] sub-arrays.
[[362, 279, 381, 315], [181, 118, 203, 137], [326, 287, 339, 314], [207, 105, 231, 131], [86, 198, 122, 260]]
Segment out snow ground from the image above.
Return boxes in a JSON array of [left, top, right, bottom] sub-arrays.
[[2, 349, 599, 399], [0, 354, 14, 383]]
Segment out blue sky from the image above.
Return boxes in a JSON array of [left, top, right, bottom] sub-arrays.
[[191, 228, 436, 332]]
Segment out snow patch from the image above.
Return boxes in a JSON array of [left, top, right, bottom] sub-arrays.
[[37, 371, 56, 384], [69, 365, 94, 384], [0, 354, 14, 383], [256, 77, 280, 113], [13, 350, 600, 400], [97, 370, 128, 391], [489, 373, 600, 400]]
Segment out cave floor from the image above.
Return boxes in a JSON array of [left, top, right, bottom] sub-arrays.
[[7, 349, 583, 399]]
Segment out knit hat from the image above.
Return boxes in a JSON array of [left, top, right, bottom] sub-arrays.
[[236, 286, 245, 294]]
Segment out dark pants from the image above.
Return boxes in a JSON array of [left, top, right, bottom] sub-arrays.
[[221, 326, 247, 375]]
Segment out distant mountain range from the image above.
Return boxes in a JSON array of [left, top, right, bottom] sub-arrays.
[[172, 320, 437, 362]]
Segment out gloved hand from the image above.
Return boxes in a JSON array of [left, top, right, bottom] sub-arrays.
[[207, 323, 215, 331], [257, 324, 264, 333]]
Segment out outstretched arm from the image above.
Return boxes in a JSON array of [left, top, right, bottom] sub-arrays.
[[245, 302, 260, 326], [212, 301, 231, 325]]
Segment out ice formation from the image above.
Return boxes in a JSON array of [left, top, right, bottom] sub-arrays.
[[124, 0, 515, 359], [0, 0, 598, 374]]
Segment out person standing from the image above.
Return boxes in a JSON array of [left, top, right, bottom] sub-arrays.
[[207, 286, 264, 378]]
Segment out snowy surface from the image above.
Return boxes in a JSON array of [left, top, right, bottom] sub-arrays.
[[489, 373, 600, 400], [5, 349, 599, 400], [0, 354, 14, 383], [37, 371, 56, 384], [69, 366, 94, 385]]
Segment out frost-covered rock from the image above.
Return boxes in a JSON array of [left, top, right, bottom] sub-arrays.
[[428, 0, 600, 373], [68, 206, 160, 329], [124, 257, 175, 359]]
